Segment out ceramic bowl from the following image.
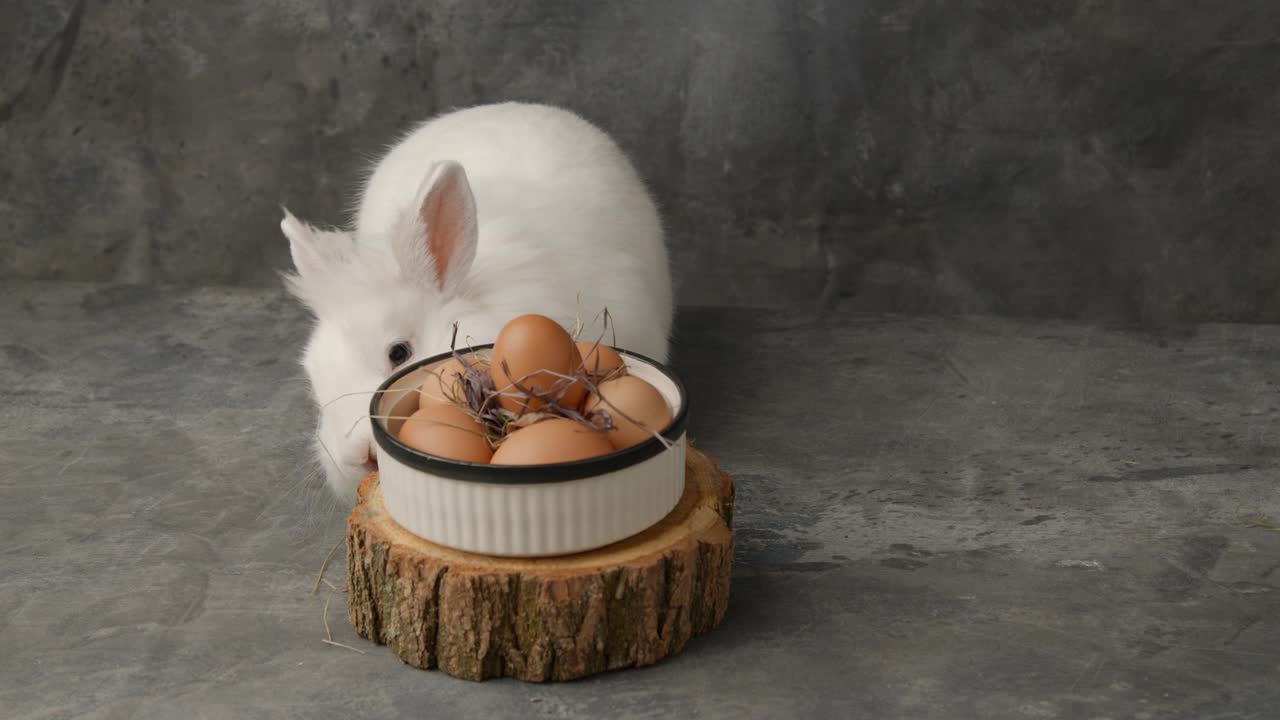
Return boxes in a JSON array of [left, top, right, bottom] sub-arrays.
[[369, 345, 688, 557]]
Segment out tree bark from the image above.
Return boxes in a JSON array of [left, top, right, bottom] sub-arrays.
[[346, 446, 735, 682]]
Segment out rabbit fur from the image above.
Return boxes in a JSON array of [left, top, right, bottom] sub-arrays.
[[280, 102, 673, 502]]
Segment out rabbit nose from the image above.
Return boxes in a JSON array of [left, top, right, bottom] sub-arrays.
[[367, 446, 379, 467]]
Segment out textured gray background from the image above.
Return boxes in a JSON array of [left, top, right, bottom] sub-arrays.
[[4, 1, 1280, 322], [6, 3, 1280, 717]]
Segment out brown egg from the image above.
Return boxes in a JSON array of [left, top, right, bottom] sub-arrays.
[[398, 402, 493, 463], [576, 341, 625, 381], [491, 314, 586, 415], [491, 418, 615, 465], [385, 382, 421, 438], [585, 375, 674, 450], [418, 355, 487, 407]]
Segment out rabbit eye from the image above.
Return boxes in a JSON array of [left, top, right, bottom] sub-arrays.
[[388, 341, 412, 368]]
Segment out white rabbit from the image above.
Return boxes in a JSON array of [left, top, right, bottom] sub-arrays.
[[280, 102, 674, 503]]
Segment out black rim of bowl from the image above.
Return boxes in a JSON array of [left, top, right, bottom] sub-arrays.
[[369, 343, 689, 484]]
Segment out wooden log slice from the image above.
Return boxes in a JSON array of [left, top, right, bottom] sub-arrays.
[[346, 446, 735, 682]]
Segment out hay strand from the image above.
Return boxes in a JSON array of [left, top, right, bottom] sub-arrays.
[[1236, 504, 1280, 532], [310, 535, 344, 595]]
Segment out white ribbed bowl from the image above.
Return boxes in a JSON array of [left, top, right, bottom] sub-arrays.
[[370, 346, 688, 557]]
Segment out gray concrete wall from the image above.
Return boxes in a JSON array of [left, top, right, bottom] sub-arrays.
[[3, 1, 1278, 323]]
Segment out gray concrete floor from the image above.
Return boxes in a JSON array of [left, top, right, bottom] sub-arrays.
[[2, 282, 1278, 719]]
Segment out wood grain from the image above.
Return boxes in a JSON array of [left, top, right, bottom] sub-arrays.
[[346, 446, 735, 682]]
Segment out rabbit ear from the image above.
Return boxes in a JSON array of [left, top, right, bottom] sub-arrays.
[[395, 161, 477, 296], [280, 207, 348, 278]]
